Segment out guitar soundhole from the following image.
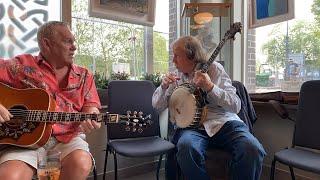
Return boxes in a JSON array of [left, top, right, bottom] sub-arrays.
[[6, 105, 26, 128]]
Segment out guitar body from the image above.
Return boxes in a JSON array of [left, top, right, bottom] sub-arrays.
[[0, 83, 153, 149], [0, 83, 54, 148]]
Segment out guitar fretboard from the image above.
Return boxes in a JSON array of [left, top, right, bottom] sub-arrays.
[[8, 109, 109, 122]]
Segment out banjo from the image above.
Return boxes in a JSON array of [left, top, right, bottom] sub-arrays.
[[169, 22, 242, 128]]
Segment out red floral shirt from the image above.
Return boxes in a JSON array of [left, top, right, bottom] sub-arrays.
[[0, 54, 101, 143]]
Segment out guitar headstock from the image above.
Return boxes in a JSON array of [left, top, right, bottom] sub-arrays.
[[107, 111, 152, 133], [224, 22, 242, 41]]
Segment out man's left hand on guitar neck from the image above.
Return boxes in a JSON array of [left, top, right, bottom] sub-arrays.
[[79, 106, 101, 134]]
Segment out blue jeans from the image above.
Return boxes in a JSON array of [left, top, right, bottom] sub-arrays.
[[165, 120, 266, 180]]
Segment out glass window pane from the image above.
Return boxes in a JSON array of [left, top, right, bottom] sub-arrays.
[[71, 0, 146, 79], [153, 31, 169, 74], [71, 0, 169, 79], [0, 1, 61, 58], [248, 0, 319, 93], [153, 0, 169, 75]]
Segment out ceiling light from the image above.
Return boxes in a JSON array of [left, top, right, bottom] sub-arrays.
[[193, 12, 213, 25]]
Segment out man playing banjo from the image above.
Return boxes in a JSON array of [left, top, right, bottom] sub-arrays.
[[152, 35, 266, 180]]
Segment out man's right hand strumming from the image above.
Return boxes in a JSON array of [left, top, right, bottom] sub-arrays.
[[0, 104, 12, 123], [161, 73, 180, 90]]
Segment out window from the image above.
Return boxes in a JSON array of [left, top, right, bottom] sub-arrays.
[[0, 1, 61, 58], [249, 0, 319, 93], [71, 0, 169, 78], [153, 0, 169, 74]]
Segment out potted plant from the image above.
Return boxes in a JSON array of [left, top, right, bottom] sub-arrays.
[[141, 72, 162, 87], [94, 72, 130, 106], [94, 72, 109, 106], [110, 71, 130, 81]]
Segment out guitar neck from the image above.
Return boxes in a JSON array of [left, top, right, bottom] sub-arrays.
[[8, 109, 119, 123]]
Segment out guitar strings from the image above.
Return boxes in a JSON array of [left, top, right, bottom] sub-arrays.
[[7, 109, 103, 122], [7, 109, 147, 123]]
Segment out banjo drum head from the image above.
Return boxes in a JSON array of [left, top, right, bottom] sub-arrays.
[[169, 86, 197, 128]]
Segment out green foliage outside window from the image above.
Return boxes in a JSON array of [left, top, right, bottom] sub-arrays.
[[140, 72, 163, 87], [94, 72, 130, 89], [71, 0, 169, 79], [261, 1, 320, 82]]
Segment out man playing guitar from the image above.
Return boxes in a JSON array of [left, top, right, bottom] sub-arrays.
[[0, 21, 101, 180]]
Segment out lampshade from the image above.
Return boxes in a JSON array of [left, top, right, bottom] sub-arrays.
[[193, 12, 213, 25]]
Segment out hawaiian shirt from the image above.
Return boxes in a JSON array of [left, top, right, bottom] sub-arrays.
[[0, 54, 101, 143]]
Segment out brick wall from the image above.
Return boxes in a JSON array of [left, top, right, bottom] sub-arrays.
[[169, 0, 177, 72], [246, 29, 256, 92]]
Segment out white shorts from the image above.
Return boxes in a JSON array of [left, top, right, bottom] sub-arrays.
[[0, 134, 93, 169]]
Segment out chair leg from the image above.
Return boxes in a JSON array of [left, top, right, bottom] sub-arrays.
[[103, 147, 109, 180], [156, 154, 163, 180], [113, 151, 118, 180], [270, 159, 276, 180], [177, 163, 183, 180], [93, 165, 98, 180], [289, 166, 295, 180]]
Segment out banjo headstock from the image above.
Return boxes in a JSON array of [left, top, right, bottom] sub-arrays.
[[224, 22, 242, 41]]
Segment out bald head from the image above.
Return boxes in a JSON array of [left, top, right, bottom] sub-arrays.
[[37, 21, 70, 52]]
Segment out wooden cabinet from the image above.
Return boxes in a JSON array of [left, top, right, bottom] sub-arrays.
[[181, 3, 233, 73]]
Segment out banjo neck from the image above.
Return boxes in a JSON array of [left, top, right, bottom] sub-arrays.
[[196, 22, 242, 73]]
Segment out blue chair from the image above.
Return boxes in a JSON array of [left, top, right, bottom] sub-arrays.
[[103, 80, 175, 180]]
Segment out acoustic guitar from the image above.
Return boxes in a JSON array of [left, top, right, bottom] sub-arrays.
[[0, 82, 151, 149]]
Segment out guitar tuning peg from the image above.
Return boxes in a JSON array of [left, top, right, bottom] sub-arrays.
[[138, 128, 143, 133], [144, 114, 151, 120]]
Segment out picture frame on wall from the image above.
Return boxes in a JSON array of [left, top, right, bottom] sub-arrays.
[[89, 0, 156, 27], [248, 0, 294, 28]]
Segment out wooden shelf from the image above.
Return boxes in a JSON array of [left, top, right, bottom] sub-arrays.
[[182, 2, 231, 17]]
